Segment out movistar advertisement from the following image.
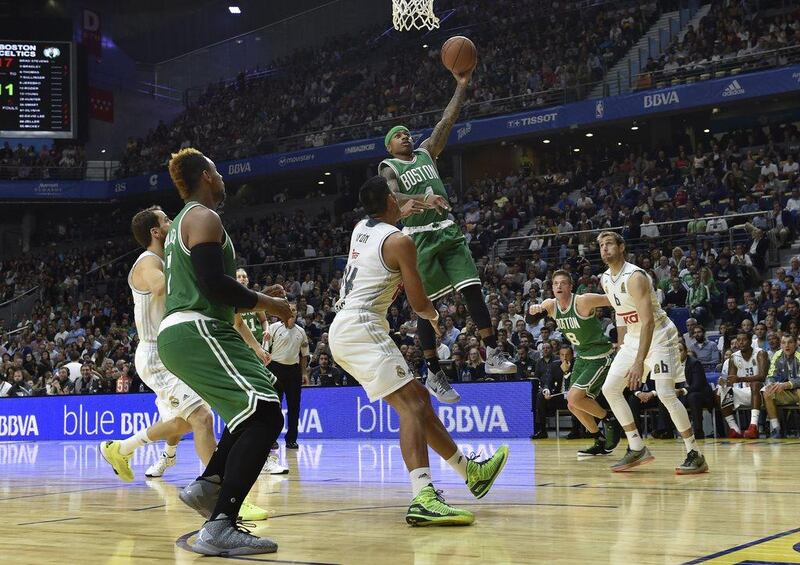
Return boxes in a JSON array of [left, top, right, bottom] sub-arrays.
[[0, 382, 533, 441]]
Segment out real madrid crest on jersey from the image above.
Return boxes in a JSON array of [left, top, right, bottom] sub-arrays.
[[620, 281, 626, 293]]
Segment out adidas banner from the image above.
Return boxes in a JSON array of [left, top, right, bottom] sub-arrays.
[[2, 64, 798, 200], [0, 382, 534, 441]]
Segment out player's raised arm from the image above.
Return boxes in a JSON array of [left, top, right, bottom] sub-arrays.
[[626, 272, 655, 389], [527, 298, 555, 324], [383, 232, 440, 332], [183, 206, 291, 321], [420, 67, 474, 158]]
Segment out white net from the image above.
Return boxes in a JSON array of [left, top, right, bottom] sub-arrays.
[[392, 0, 440, 31]]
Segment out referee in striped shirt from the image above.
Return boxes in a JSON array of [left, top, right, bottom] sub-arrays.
[[266, 303, 310, 448]]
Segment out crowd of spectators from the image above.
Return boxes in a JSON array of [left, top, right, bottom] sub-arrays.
[[3, 121, 799, 419], [639, 0, 800, 84], [117, 0, 661, 177], [0, 142, 86, 181]]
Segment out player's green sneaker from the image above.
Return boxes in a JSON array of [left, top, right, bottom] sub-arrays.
[[405, 485, 474, 527], [604, 416, 622, 451], [239, 499, 270, 521], [466, 445, 509, 499], [100, 440, 134, 482]]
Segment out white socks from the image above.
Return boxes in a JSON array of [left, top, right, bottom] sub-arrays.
[[119, 429, 151, 456], [683, 435, 700, 454], [446, 451, 468, 481], [410, 467, 433, 496], [770, 418, 780, 431], [751, 409, 760, 426], [625, 429, 645, 451], [725, 415, 741, 434], [164, 443, 177, 457]]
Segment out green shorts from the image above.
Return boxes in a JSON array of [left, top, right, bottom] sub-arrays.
[[410, 224, 480, 300], [570, 354, 613, 399], [158, 317, 279, 431]]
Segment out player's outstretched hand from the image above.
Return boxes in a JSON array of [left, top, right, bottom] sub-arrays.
[[427, 194, 451, 214], [453, 66, 475, 85], [255, 348, 271, 366], [264, 296, 292, 323], [400, 199, 430, 218], [529, 303, 546, 317], [626, 362, 644, 390], [263, 284, 286, 298]]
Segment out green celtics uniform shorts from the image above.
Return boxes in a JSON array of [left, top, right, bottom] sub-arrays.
[[407, 223, 480, 300], [570, 354, 613, 399], [158, 313, 280, 431]]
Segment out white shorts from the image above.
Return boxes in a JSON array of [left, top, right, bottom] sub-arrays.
[[135, 343, 208, 422], [608, 319, 683, 384], [717, 384, 752, 409], [329, 311, 414, 402]]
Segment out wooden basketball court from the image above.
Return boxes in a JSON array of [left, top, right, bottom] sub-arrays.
[[2, 437, 799, 564]]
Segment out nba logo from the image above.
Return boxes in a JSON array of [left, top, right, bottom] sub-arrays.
[[595, 100, 604, 119]]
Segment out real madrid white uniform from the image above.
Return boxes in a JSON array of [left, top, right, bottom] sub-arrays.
[[329, 218, 412, 401], [129, 251, 207, 421], [720, 348, 762, 408], [601, 262, 683, 383]]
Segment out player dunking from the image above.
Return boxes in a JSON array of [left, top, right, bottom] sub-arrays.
[[527, 270, 621, 458], [598, 231, 708, 474], [330, 176, 508, 526], [157, 148, 292, 555], [380, 65, 516, 404]]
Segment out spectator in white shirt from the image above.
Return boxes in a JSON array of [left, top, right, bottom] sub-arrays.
[[760, 157, 779, 178], [640, 214, 660, 239], [782, 155, 799, 180]]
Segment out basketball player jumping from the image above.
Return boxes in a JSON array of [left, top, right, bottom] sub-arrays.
[[380, 65, 516, 404], [527, 270, 621, 458], [158, 148, 292, 555], [597, 231, 708, 474], [100, 206, 270, 522], [330, 176, 508, 526]]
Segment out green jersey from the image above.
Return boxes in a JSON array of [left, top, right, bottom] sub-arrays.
[[554, 294, 612, 358], [164, 201, 236, 324], [379, 147, 448, 228], [240, 311, 262, 343]]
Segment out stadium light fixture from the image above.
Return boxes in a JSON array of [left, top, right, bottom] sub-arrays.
[[703, 128, 710, 133], [573, 148, 580, 152], [229, 6, 241, 14], [422, 44, 428, 48], [630, 125, 639, 131], [318, 181, 325, 185], [100, 149, 106, 153], [617, 142, 622, 146], [542, 139, 551, 144], [585, 133, 593, 138], [324, 172, 332, 176]]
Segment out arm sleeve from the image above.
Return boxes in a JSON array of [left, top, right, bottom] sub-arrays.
[[190, 242, 258, 309]]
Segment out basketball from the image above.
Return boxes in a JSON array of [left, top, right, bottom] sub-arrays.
[[441, 36, 477, 74]]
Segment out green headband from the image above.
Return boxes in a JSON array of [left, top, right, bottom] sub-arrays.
[[385, 125, 410, 149]]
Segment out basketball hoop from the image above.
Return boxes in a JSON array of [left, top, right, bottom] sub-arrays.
[[392, 0, 440, 31]]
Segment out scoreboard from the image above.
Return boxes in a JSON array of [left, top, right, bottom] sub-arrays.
[[0, 40, 75, 139]]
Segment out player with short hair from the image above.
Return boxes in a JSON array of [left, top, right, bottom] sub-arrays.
[[718, 331, 767, 438], [528, 269, 621, 458], [157, 148, 292, 555], [330, 176, 508, 526], [379, 64, 516, 405], [598, 231, 708, 474]]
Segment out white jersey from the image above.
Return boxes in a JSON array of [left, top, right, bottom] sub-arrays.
[[128, 251, 165, 344], [601, 262, 668, 338], [731, 348, 762, 385], [335, 218, 402, 317]]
